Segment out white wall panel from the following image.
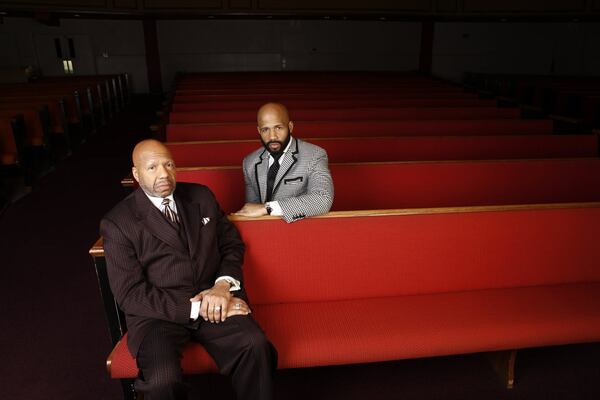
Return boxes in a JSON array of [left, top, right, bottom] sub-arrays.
[[0, 17, 147, 92]]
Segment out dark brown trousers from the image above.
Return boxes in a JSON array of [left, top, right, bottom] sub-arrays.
[[135, 315, 277, 400]]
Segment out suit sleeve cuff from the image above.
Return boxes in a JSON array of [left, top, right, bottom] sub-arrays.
[[267, 201, 283, 216], [190, 301, 201, 320]]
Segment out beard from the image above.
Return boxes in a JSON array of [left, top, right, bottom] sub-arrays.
[[261, 134, 292, 157]]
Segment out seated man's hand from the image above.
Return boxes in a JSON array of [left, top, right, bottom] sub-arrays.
[[226, 299, 252, 317], [233, 203, 268, 218], [191, 281, 233, 323]]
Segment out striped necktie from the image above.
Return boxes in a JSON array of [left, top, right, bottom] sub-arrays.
[[161, 198, 179, 224]]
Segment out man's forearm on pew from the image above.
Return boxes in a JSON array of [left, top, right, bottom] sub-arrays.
[[234, 203, 269, 217]]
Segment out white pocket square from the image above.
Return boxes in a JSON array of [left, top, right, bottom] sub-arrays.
[[202, 217, 211, 226]]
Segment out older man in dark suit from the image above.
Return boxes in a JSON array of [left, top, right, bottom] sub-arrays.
[[100, 139, 277, 400]]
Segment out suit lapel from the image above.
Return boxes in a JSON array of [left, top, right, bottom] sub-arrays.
[[174, 188, 201, 259], [273, 137, 299, 196], [135, 188, 187, 254], [253, 149, 269, 203]]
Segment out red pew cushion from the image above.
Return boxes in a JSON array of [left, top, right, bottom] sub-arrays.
[[109, 282, 600, 378]]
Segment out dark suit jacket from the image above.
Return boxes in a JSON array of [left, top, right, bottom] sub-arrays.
[[100, 182, 245, 356]]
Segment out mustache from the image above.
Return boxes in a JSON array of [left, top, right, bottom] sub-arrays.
[[155, 178, 174, 185]]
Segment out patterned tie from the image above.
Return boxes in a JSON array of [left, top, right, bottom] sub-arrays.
[[266, 153, 282, 202], [161, 198, 179, 224]]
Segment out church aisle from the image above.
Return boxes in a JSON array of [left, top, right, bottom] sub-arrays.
[[0, 95, 160, 400]]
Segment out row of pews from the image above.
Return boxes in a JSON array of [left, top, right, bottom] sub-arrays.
[[465, 72, 600, 132], [92, 71, 600, 400], [0, 74, 130, 195]]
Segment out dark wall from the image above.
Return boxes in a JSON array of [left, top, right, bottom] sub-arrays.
[[1, 15, 598, 92], [1, 0, 600, 18]]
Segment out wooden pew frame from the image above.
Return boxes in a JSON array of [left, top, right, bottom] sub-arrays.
[[90, 202, 600, 399]]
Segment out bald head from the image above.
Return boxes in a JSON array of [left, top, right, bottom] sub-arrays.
[[257, 102, 291, 126], [131, 139, 177, 198], [257, 103, 294, 154], [132, 139, 171, 168]]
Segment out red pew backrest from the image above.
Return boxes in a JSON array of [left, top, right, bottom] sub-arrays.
[[0, 100, 64, 134], [175, 159, 600, 214], [166, 135, 598, 167], [0, 109, 47, 146], [166, 119, 553, 142], [173, 92, 480, 103], [169, 107, 521, 124], [171, 98, 497, 111], [0, 117, 18, 165], [232, 205, 600, 304]]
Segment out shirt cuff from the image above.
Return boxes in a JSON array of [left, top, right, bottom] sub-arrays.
[[215, 276, 241, 291], [267, 201, 283, 216], [190, 300, 201, 320]]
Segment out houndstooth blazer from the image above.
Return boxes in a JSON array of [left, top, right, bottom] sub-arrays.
[[242, 137, 334, 223]]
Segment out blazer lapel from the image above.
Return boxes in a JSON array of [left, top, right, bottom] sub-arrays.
[[174, 189, 201, 259], [253, 149, 269, 203], [273, 137, 299, 195], [134, 189, 187, 254]]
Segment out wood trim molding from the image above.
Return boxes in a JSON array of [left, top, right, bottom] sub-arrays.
[[1, 1, 599, 18], [143, 0, 222, 9], [90, 237, 104, 255], [230, 201, 600, 221], [1, 0, 107, 7], [256, 0, 432, 12], [89, 201, 600, 256], [463, 0, 587, 13]]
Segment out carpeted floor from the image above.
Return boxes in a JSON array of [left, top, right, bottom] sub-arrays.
[[1, 95, 598, 400]]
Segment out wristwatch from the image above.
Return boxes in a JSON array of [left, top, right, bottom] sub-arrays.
[[224, 278, 235, 288], [265, 202, 273, 215]]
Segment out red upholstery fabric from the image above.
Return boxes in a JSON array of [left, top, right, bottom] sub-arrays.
[[173, 86, 465, 96], [108, 205, 600, 378], [169, 107, 520, 124], [0, 119, 18, 165], [109, 334, 218, 378], [167, 135, 598, 167], [173, 92, 479, 103], [0, 109, 44, 146], [171, 98, 496, 111], [254, 283, 600, 369], [1, 100, 63, 133], [236, 206, 600, 304], [176, 159, 600, 213], [0, 153, 16, 165], [176, 168, 245, 213], [166, 119, 553, 142], [111, 283, 600, 377]]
